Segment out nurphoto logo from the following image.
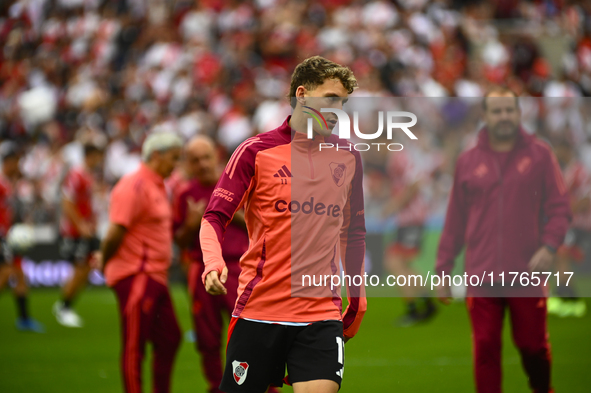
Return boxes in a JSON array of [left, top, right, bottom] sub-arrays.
[[304, 107, 418, 151]]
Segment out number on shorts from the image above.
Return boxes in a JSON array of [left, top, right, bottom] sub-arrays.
[[336, 336, 344, 378]]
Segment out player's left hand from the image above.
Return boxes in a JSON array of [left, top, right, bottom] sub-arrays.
[[205, 266, 228, 295], [528, 246, 555, 272]]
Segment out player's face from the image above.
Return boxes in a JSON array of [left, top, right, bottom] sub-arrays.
[[301, 78, 349, 137], [158, 147, 182, 179], [186, 144, 218, 184], [484, 94, 520, 141]]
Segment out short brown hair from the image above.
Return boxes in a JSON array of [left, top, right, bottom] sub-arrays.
[[288, 56, 357, 108], [482, 86, 518, 110]]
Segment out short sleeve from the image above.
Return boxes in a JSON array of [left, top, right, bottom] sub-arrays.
[[109, 178, 143, 228]]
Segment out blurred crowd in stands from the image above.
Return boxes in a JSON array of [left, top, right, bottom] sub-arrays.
[[2, 0, 591, 233]]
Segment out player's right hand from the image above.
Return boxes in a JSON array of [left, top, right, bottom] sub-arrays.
[[205, 266, 228, 295], [436, 285, 452, 305]]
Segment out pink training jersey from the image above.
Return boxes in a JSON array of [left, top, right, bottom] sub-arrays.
[[104, 164, 173, 287], [200, 116, 367, 339], [60, 167, 95, 238]]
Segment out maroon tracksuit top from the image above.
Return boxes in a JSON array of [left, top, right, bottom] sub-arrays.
[[437, 128, 571, 278]]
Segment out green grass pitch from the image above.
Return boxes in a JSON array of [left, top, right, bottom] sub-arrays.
[[0, 286, 589, 392], [1, 228, 590, 392]]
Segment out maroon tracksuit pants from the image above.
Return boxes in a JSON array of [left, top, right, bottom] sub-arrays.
[[468, 297, 552, 393], [113, 274, 181, 393], [188, 261, 240, 393]]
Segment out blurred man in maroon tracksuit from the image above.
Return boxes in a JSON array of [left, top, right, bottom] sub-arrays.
[[436, 88, 571, 393]]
